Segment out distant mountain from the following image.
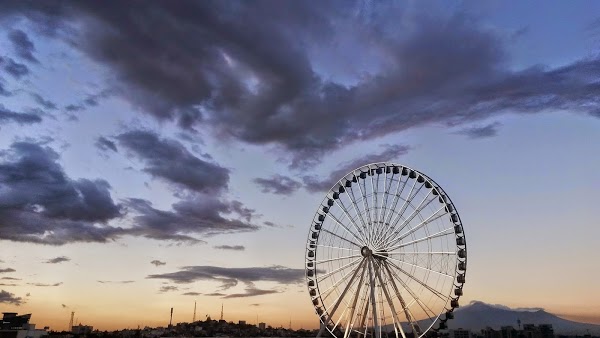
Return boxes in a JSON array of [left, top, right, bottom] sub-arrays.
[[446, 301, 600, 335]]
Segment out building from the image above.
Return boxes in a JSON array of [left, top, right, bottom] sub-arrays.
[[0, 313, 48, 338], [500, 326, 516, 338], [538, 324, 554, 338], [258, 322, 266, 330], [238, 321, 246, 325], [71, 324, 93, 335], [450, 328, 472, 338]]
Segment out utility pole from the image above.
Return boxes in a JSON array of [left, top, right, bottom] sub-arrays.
[[193, 301, 197, 323]]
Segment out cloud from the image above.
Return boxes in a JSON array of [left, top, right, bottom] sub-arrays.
[[116, 130, 229, 193], [125, 195, 260, 243], [455, 122, 502, 139], [223, 287, 280, 299], [0, 141, 125, 245], [27, 282, 62, 287], [213, 245, 245, 251], [150, 260, 166, 266], [0, 56, 29, 79], [30, 93, 57, 110], [158, 285, 178, 293], [7, 29, 38, 63], [97, 280, 135, 284], [95, 136, 118, 152], [250, 303, 260, 307], [182, 292, 201, 296], [303, 144, 411, 192], [205, 292, 226, 297], [0, 268, 16, 273], [62, 304, 67, 308], [146, 265, 304, 289], [253, 175, 302, 196], [0, 283, 18, 287], [1, 277, 21, 280], [0, 290, 23, 305], [5, 3, 600, 168], [0, 105, 42, 126], [45, 256, 70, 264]]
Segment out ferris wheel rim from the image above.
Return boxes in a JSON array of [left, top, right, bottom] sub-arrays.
[[305, 162, 467, 338]]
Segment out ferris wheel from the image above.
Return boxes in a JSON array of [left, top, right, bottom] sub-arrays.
[[305, 163, 467, 338]]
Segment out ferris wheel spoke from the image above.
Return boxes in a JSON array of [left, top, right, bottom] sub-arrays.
[[373, 258, 407, 338], [385, 205, 448, 249], [319, 259, 365, 300], [317, 259, 367, 337], [316, 244, 361, 252], [383, 251, 456, 256], [378, 190, 435, 249], [383, 261, 437, 325], [370, 171, 380, 245], [374, 174, 408, 252], [334, 197, 369, 244], [321, 228, 363, 248], [356, 175, 375, 244], [381, 261, 423, 335], [373, 178, 418, 248], [386, 226, 454, 252], [346, 184, 372, 243], [314, 254, 363, 265], [317, 257, 363, 283], [376, 171, 396, 245], [325, 212, 367, 247], [396, 206, 448, 241], [386, 260, 449, 302], [375, 253, 454, 279]]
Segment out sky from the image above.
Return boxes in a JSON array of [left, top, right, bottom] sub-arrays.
[[0, 0, 599, 331]]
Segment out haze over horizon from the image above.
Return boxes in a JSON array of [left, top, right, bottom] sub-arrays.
[[0, 0, 599, 331]]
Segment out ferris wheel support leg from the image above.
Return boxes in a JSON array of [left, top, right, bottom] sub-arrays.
[[374, 261, 406, 338], [317, 259, 366, 338], [343, 263, 367, 338], [368, 257, 381, 338]]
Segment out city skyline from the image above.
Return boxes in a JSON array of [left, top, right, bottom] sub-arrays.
[[1, 0, 599, 332]]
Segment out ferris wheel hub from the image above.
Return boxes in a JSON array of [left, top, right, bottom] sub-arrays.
[[360, 246, 372, 257]]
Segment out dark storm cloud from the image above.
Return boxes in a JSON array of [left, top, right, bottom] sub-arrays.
[[214, 245, 245, 251], [0, 141, 125, 245], [0, 56, 29, 79], [303, 144, 411, 193], [0, 105, 42, 125], [65, 104, 84, 112], [45, 256, 70, 264], [150, 260, 166, 266], [95, 136, 117, 152], [125, 196, 259, 243], [253, 175, 302, 196], [223, 287, 280, 299], [0, 268, 16, 273], [455, 122, 502, 139], [7, 29, 38, 63], [116, 130, 228, 193], [4, 2, 600, 167], [30, 93, 57, 110], [147, 265, 304, 288], [0, 290, 22, 305]]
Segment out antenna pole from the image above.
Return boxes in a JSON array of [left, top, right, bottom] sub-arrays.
[[170, 307, 173, 327], [193, 301, 197, 323]]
